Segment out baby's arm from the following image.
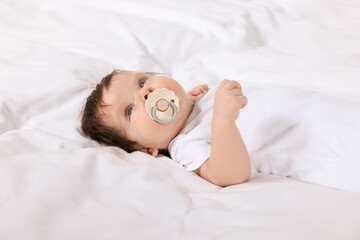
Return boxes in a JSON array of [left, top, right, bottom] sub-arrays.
[[194, 80, 250, 187]]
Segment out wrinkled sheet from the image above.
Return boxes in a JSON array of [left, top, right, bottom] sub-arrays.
[[1, 0, 360, 239]]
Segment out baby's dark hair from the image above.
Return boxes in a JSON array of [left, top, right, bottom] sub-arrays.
[[81, 69, 170, 157], [81, 69, 137, 153]]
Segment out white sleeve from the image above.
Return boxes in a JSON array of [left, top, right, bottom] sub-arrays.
[[170, 138, 211, 172]]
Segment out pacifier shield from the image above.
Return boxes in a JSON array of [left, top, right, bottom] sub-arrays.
[[145, 88, 180, 124]]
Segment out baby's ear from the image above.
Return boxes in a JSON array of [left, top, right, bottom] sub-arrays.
[[149, 148, 159, 157], [141, 147, 159, 157]]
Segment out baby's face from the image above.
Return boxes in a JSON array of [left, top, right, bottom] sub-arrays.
[[100, 70, 194, 156]]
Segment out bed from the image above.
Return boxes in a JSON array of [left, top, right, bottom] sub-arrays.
[[1, 0, 360, 239]]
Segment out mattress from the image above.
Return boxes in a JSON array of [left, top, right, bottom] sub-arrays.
[[1, 0, 360, 239]]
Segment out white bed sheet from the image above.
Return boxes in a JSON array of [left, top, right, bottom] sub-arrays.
[[1, 0, 360, 239]]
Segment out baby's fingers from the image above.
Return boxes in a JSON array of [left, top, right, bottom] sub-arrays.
[[231, 87, 243, 96], [224, 80, 242, 90], [240, 95, 248, 108], [219, 79, 229, 88], [200, 84, 209, 91]]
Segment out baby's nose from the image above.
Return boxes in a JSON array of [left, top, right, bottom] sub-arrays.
[[141, 87, 155, 102]]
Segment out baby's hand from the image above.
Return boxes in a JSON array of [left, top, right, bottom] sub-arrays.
[[213, 79, 248, 122], [187, 83, 209, 103]]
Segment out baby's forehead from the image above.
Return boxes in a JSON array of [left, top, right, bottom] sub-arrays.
[[112, 70, 143, 80], [112, 70, 163, 81], [110, 71, 130, 82], [100, 71, 141, 112], [101, 72, 134, 94], [96, 93, 120, 128], [105, 71, 140, 93]]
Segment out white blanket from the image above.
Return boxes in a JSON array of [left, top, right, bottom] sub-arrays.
[[239, 86, 360, 191], [1, 0, 360, 239]]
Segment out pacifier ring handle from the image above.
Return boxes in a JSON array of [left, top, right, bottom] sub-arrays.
[[152, 100, 178, 124]]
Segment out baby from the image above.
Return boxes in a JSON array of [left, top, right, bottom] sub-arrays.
[[81, 69, 250, 187], [82, 69, 360, 191]]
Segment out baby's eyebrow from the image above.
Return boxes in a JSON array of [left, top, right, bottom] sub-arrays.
[[138, 72, 152, 78], [123, 72, 147, 83], [97, 104, 111, 117]]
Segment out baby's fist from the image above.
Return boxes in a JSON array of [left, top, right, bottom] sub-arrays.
[[213, 79, 248, 122]]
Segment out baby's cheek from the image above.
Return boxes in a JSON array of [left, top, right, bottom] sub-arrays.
[[142, 115, 162, 133]]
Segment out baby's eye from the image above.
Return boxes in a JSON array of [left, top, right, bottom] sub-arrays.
[[139, 79, 146, 88], [126, 106, 133, 116]]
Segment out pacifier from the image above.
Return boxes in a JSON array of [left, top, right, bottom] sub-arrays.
[[145, 88, 180, 124]]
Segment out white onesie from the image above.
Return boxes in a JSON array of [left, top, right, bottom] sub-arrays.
[[168, 83, 360, 191]]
